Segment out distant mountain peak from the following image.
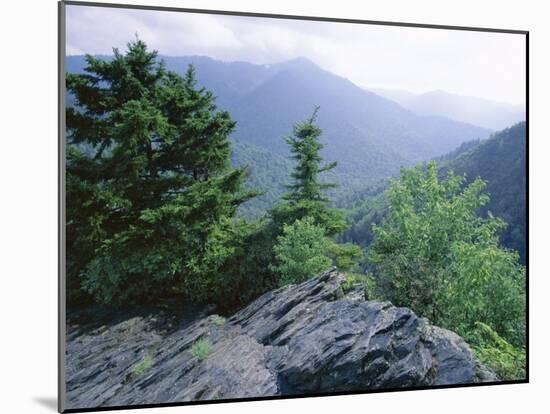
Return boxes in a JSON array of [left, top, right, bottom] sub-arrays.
[[284, 56, 317, 65], [274, 56, 321, 71]]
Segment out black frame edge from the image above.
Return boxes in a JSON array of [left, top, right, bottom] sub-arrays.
[[524, 30, 530, 383], [58, 1, 67, 413], [62, 0, 528, 35], [62, 380, 529, 413]]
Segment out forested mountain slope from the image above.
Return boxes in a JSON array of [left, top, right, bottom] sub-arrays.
[[443, 122, 526, 262], [341, 122, 527, 263], [67, 55, 491, 216]]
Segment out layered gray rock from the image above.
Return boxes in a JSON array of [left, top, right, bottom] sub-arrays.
[[65, 269, 496, 409]]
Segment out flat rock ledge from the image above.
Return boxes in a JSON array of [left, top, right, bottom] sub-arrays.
[[66, 269, 496, 409]]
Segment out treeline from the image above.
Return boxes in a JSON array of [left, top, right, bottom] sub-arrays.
[[67, 40, 525, 380]]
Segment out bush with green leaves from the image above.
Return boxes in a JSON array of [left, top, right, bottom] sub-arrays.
[[325, 240, 363, 271], [443, 241, 526, 347], [271, 217, 332, 286], [341, 272, 378, 300], [466, 322, 525, 380], [369, 161, 525, 348], [206, 219, 279, 310]]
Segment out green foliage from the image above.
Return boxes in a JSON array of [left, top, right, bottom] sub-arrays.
[[271, 217, 332, 286], [207, 220, 279, 310], [271, 108, 347, 236], [191, 338, 212, 361], [211, 315, 226, 327], [342, 123, 526, 267], [325, 240, 363, 271], [131, 353, 153, 377], [271, 217, 363, 287], [341, 272, 378, 300], [66, 40, 257, 306], [443, 241, 526, 347], [369, 161, 525, 347], [272, 200, 347, 238], [466, 322, 526, 380], [442, 123, 527, 263]]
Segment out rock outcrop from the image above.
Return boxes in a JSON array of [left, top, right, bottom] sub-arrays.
[[65, 269, 496, 409]]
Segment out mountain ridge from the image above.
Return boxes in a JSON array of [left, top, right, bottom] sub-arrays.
[[66, 54, 493, 216], [371, 87, 525, 131]]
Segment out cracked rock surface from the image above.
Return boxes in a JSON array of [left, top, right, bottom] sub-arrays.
[[65, 269, 496, 409]]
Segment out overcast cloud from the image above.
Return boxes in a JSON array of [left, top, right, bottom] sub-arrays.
[[66, 4, 526, 105]]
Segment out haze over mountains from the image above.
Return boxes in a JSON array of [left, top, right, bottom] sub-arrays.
[[371, 88, 525, 131], [66, 54, 523, 216], [67, 54, 492, 172]]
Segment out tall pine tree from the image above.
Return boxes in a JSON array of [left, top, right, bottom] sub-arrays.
[[271, 107, 346, 236], [66, 39, 256, 306]]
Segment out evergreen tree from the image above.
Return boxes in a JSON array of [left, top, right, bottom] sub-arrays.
[[66, 39, 256, 306], [271, 107, 346, 236], [284, 106, 336, 203]]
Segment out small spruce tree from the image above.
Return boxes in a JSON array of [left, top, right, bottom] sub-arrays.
[[269, 108, 361, 284], [271, 107, 347, 236]]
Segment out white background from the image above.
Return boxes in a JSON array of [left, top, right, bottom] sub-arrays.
[[0, 0, 547, 413]]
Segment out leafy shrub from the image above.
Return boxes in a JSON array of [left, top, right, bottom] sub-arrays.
[[466, 322, 526, 380], [201, 220, 279, 311], [271, 217, 332, 286], [191, 339, 212, 361], [369, 161, 525, 347], [341, 272, 377, 300], [325, 241, 363, 271], [443, 242, 525, 347]]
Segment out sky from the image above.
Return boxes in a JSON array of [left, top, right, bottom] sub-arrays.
[[65, 4, 526, 105]]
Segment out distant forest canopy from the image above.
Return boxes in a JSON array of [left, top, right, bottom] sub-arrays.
[[66, 54, 496, 218]]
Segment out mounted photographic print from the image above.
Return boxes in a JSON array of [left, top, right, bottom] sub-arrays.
[[58, 1, 528, 412]]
